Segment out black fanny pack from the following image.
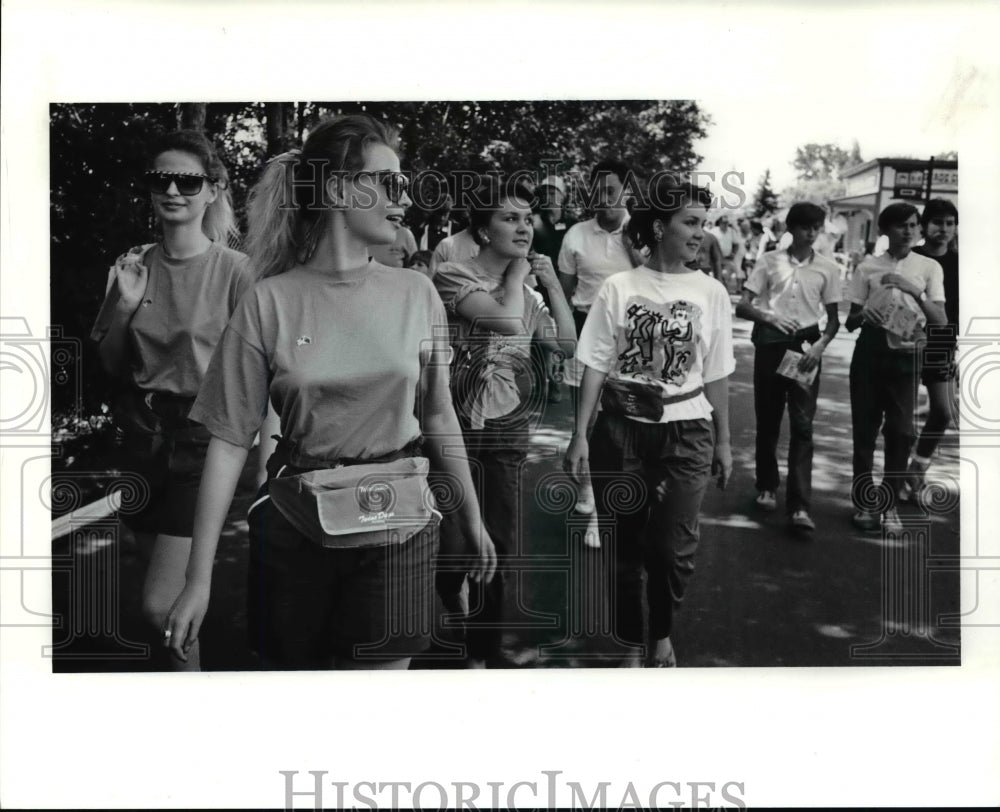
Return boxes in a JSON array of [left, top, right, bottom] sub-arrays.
[[600, 378, 704, 422]]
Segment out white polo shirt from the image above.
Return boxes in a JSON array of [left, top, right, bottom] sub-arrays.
[[745, 248, 842, 328], [557, 216, 635, 309]]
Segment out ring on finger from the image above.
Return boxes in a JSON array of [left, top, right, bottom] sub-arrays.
[[163, 628, 172, 640]]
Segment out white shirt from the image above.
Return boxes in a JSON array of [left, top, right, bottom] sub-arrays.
[[847, 250, 945, 350], [578, 266, 736, 424], [709, 225, 738, 259], [430, 228, 479, 273], [557, 216, 634, 309], [745, 249, 842, 327]]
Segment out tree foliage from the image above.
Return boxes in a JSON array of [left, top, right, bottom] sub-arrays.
[[50, 100, 711, 417], [751, 169, 779, 218], [792, 142, 859, 181]]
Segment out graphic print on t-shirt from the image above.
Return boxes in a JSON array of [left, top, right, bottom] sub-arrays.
[[617, 296, 702, 387]]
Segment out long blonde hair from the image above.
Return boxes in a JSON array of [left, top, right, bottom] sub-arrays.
[[147, 129, 238, 245], [246, 113, 399, 280]]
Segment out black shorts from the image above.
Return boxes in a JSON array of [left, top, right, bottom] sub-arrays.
[[921, 339, 957, 385], [247, 485, 439, 668], [113, 428, 210, 537]]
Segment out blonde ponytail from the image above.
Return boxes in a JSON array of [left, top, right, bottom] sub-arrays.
[[245, 114, 400, 280], [245, 150, 302, 280]]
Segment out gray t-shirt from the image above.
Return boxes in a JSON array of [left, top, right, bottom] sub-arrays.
[[189, 261, 449, 464], [91, 242, 252, 396]]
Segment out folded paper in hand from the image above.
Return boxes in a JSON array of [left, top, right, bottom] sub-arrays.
[[776, 349, 818, 386], [868, 285, 925, 341]]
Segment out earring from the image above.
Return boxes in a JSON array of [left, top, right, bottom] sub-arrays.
[[482, 234, 491, 246], [654, 229, 664, 242]]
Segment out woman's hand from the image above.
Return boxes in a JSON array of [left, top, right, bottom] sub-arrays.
[[881, 273, 922, 301], [712, 440, 732, 490], [505, 257, 532, 285], [530, 253, 559, 290], [164, 580, 211, 663], [114, 256, 149, 311], [563, 432, 590, 483], [447, 519, 497, 584]]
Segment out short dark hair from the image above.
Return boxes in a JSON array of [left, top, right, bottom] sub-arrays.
[[590, 158, 631, 186], [467, 175, 534, 247], [626, 176, 712, 251], [406, 249, 432, 268], [786, 202, 826, 230], [921, 198, 958, 227], [878, 202, 920, 232]]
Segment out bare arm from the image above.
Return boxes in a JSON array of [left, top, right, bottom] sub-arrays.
[[531, 254, 577, 357], [454, 258, 530, 335], [798, 302, 841, 373], [256, 407, 280, 488], [557, 271, 577, 303], [563, 363, 608, 482], [165, 437, 249, 660], [710, 238, 722, 279], [419, 347, 497, 583], [704, 376, 732, 490], [881, 273, 946, 325], [95, 258, 148, 376]]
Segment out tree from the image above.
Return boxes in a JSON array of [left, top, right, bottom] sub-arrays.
[[792, 142, 855, 181], [752, 169, 778, 217], [847, 139, 863, 169], [779, 177, 846, 209], [50, 100, 714, 418], [178, 103, 206, 131]]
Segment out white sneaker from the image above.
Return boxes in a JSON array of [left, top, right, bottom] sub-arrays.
[[882, 507, 904, 534], [789, 510, 815, 531], [755, 490, 777, 511]]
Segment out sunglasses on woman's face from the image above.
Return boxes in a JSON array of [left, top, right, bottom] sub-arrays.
[[144, 171, 216, 196], [353, 171, 410, 205]]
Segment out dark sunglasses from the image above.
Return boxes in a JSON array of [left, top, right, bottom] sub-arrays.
[[144, 171, 217, 196], [353, 170, 410, 204]]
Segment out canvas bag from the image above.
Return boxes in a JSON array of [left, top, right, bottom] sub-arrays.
[[267, 457, 440, 549]]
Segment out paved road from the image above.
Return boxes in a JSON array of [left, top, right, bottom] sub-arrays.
[[52, 307, 961, 671]]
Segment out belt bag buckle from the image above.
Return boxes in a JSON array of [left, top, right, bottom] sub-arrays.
[[268, 457, 440, 549]]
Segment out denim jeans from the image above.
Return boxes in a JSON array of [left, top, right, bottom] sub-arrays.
[[849, 327, 920, 508], [589, 413, 715, 647], [752, 335, 821, 514]]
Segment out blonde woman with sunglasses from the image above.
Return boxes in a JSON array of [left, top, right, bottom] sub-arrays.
[[91, 129, 251, 671], [164, 114, 496, 670]]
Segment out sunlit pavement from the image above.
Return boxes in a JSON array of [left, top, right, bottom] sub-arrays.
[[51, 305, 961, 671]]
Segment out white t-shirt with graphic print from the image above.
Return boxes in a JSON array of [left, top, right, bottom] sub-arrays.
[[577, 266, 736, 424]]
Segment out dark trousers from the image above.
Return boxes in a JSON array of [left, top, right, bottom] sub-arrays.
[[590, 413, 714, 646], [437, 416, 530, 662], [849, 327, 920, 508], [752, 339, 821, 514]]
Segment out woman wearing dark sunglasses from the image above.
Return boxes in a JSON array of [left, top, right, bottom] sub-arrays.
[[90, 129, 252, 671], [164, 114, 497, 670]]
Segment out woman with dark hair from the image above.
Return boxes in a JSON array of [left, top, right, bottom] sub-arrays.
[[90, 129, 252, 671], [433, 176, 576, 667], [164, 114, 496, 670], [563, 178, 734, 667]]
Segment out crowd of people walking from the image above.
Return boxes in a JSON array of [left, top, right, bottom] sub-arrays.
[[89, 113, 959, 671]]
